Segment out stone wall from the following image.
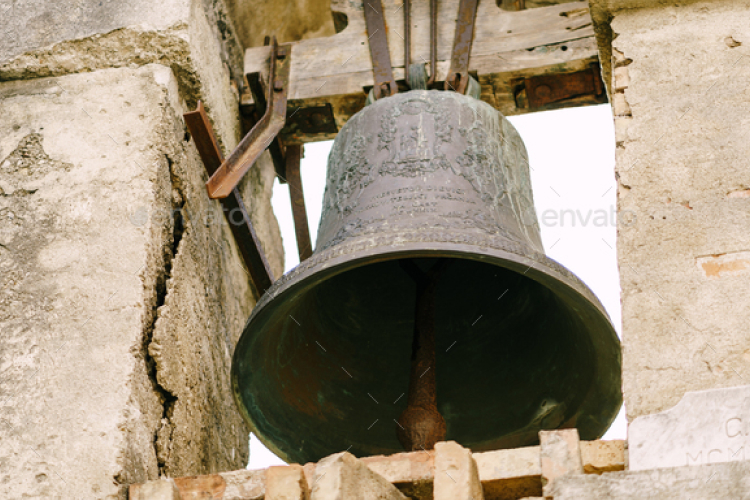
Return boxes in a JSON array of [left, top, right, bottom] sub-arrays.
[[592, 0, 750, 421], [0, 0, 285, 498]]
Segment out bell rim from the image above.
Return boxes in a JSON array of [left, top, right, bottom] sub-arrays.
[[232, 234, 622, 464]]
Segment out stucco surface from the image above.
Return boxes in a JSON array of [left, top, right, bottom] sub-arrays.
[[0, 64, 282, 499], [610, 0, 750, 420]]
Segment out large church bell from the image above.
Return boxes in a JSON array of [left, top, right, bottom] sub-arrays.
[[231, 89, 622, 464]]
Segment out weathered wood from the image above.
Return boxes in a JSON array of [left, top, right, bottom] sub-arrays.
[[500, 0, 526, 11], [243, 0, 601, 143]]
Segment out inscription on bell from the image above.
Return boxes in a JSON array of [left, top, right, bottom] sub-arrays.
[[320, 91, 543, 253]]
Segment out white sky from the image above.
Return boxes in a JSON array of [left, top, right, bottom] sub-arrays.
[[249, 103, 625, 469]]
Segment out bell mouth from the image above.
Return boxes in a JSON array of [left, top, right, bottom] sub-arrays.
[[232, 235, 622, 465]]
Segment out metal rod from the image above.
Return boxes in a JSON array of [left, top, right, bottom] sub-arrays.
[[427, 0, 438, 86], [445, 0, 479, 94], [404, 0, 411, 89], [364, 0, 398, 99], [247, 69, 286, 182], [285, 144, 313, 261], [396, 259, 449, 451], [206, 38, 291, 199], [184, 101, 275, 296]]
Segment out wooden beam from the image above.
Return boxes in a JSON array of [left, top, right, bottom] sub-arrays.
[[243, 0, 603, 143], [500, 0, 526, 11]]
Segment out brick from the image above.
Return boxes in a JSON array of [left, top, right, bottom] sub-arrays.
[[612, 93, 632, 117], [613, 66, 630, 92], [434, 441, 484, 500], [135, 479, 182, 500], [266, 465, 309, 500], [311, 452, 406, 500], [474, 446, 542, 500], [362, 450, 434, 499], [580, 440, 625, 474], [539, 430, 583, 498]]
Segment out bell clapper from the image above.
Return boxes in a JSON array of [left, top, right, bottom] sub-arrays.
[[396, 258, 450, 451]]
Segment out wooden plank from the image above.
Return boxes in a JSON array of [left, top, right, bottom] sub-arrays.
[[244, 0, 601, 143]]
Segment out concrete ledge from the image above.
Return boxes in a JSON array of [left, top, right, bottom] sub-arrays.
[[549, 459, 750, 499]]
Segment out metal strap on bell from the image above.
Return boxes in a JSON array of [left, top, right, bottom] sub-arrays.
[[232, 90, 621, 464]]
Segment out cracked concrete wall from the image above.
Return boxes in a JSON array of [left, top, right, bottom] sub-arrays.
[[600, 0, 750, 422], [0, 63, 282, 500], [0, 0, 245, 150], [0, 0, 287, 498]]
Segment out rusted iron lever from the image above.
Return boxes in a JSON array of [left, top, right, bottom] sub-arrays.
[[445, 0, 479, 94], [205, 38, 291, 199], [185, 102, 275, 295], [285, 144, 313, 261], [364, 0, 398, 99]]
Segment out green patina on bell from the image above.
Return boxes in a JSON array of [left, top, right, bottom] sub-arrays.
[[231, 90, 621, 464]]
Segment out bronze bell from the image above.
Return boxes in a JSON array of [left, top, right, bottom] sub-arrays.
[[231, 90, 621, 464]]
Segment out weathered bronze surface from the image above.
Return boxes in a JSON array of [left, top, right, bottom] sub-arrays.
[[232, 90, 621, 465]]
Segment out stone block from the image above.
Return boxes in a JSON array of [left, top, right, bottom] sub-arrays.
[[0, 0, 244, 151], [311, 452, 406, 500], [362, 450, 434, 499], [613, 66, 630, 92], [219, 469, 266, 500], [539, 430, 583, 498], [0, 64, 280, 499], [611, 93, 631, 117], [266, 465, 309, 500], [549, 459, 750, 499], [613, 117, 631, 145], [434, 441, 484, 500], [603, 0, 750, 422], [474, 446, 542, 500], [135, 478, 182, 500], [629, 384, 750, 471], [580, 440, 626, 474]]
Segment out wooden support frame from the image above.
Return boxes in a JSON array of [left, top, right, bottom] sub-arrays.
[[243, 0, 604, 144]]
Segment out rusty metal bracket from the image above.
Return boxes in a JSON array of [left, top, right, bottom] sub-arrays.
[[184, 102, 275, 295], [246, 69, 286, 182], [364, 0, 398, 99], [404, 0, 438, 89], [445, 0, 479, 94], [403, 0, 411, 88], [285, 144, 313, 261], [524, 63, 606, 109], [427, 0, 438, 86], [206, 38, 291, 199]]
